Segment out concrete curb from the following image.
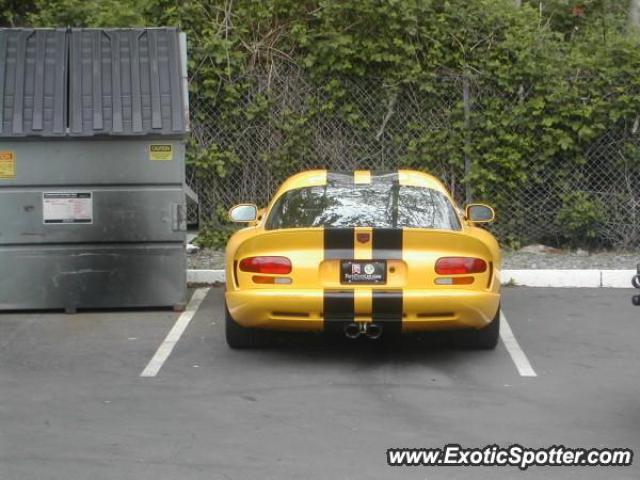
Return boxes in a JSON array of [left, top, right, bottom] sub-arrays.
[[188, 269, 637, 288], [502, 269, 636, 288], [503, 269, 599, 288], [187, 269, 225, 285]]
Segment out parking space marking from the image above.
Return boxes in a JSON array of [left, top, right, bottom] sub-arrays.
[[500, 311, 537, 377], [140, 288, 210, 378]]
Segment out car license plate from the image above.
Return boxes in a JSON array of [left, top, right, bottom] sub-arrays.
[[341, 260, 386, 284]]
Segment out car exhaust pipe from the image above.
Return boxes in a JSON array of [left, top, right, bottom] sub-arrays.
[[365, 323, 383, 340], [344, 323, 362, 340], [344, 322, 383, 340]]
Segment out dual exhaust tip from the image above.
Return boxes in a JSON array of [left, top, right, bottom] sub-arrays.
[[344, 322, 383, 340]]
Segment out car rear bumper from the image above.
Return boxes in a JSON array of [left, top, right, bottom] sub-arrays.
[[225, 288, 500, 332]]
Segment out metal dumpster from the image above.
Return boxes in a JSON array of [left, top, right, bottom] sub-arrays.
[[0, 28, 190, 311]]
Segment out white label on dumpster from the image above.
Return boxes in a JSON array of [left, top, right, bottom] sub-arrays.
[[43, 192, 93, 224]]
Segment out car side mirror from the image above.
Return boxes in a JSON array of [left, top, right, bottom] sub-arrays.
[[229, 204, 258, 223], [465, 203, 495, 224]]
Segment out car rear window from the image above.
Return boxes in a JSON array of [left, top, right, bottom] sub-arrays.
[[265, 183, 461, 230]]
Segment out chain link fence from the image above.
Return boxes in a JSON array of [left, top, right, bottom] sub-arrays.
[[187, 69, 640, 249]]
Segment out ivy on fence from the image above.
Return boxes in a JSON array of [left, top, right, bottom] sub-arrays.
[[25, 0, 640, 249]]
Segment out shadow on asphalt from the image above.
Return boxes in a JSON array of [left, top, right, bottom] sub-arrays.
[[223, 330, 494, 367]]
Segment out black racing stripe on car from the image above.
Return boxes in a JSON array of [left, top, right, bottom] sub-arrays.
[[323, 289, 355, 335], [372, 228, 403, 260], [326, 171, 355, 186], [324, 227, 355, 260], [372, 290, 403, 335]]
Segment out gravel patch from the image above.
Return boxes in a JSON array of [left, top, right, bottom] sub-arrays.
[[188, 249, 225, 270], [502, 250, 638, 270]]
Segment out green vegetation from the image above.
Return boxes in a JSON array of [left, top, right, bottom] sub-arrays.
[[5, 1, 640, 249]]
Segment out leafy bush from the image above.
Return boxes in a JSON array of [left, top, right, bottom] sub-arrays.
[[555, 191, 606, 248], [194, 225, 235, 250]]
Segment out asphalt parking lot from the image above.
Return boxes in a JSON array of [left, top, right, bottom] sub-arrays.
[[1, 287, 639, 480]]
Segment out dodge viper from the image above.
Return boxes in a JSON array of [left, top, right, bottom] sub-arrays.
[[225, 170, 501, 349]]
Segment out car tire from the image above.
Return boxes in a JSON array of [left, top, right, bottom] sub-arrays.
[[225, 305, 268, 349], [452, 306, 500, 350]]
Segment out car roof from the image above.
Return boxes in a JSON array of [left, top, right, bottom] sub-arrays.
[[274, 169, 449, 198]]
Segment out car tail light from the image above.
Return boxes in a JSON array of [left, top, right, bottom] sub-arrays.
[[239, 256, 292, 274], [252, 275, 292, 285], [435, 276, 475, 285], [435, 257, 487, 275]]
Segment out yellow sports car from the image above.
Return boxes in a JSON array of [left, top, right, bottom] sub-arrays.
[[225, 170, 501, 349]]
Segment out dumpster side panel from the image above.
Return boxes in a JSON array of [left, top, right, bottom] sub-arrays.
[[0, 244, 186, 310]]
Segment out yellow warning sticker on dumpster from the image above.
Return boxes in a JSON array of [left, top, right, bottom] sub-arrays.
[[0, 151, 15, 179], [149, 144, 173, 161]]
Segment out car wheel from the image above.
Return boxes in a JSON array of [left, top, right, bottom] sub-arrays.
[[225, 305, 269, 349], [452, 306, 500, 350]]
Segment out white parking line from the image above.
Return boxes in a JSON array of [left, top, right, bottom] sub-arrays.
[[500, 311, 537, 377], [140, 288, 210, 378]]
